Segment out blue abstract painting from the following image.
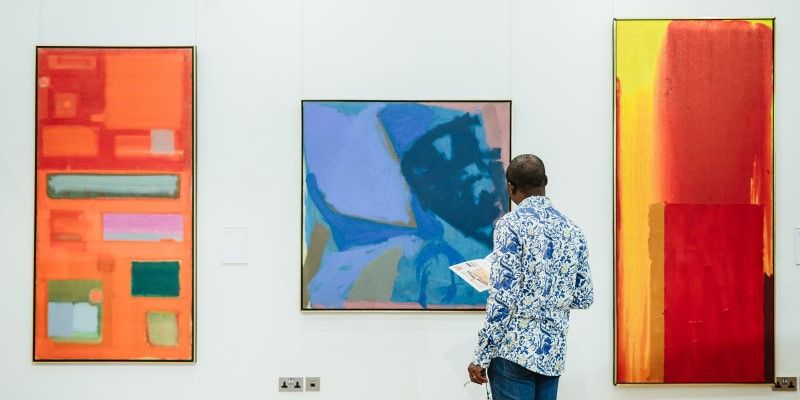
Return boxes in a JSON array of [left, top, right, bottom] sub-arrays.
[[302, 101, 511, 310]]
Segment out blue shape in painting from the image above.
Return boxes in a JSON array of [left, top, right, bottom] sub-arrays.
[[398, 113, 507, 246], [309, 236, 423, 307], [303, 101, 508, 309], [303, 102, 414, 226], [72, 303, 99, 334], [306, 174, 443, 251], [377, 103, 435, 155], [47, 302, 73, 338]]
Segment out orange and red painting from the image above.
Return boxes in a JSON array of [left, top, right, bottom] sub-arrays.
[[34, 47, 195, 361], [614, 20, 774, 383]]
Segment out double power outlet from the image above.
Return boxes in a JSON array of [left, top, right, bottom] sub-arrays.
[[279, 377, 320, 392], [774, 376, 798, 391]]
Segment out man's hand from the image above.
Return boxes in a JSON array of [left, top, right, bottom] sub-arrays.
[[467, 363, 488, 384]]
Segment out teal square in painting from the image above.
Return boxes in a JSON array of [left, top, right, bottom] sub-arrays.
[[131, 261, 180, 297]]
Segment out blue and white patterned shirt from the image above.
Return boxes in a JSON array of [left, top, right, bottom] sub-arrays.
[[473, 196, 594, 376]]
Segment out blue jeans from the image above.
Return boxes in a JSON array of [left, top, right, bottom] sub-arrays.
[[488, 357, 560, 400]]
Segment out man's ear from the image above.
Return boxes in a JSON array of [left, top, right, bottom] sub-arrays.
[[542, 175, 548, 187]]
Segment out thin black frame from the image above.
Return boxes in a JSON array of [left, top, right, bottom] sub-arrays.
[[33, 46, 197, 363], [300, 99, 512, 312], [611, 18, 776, 385]]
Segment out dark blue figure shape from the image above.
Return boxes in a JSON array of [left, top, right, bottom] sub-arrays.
[[399, 113, 508, 246], [413, 241, 464, 308]]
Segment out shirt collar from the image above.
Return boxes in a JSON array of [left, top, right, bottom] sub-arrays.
[[518, 195, 551, 209]]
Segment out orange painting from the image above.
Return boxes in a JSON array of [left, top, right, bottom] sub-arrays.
[[34, 47, 195, 361]]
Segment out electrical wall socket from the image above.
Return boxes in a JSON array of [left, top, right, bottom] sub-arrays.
[[306, 377, 320, 392], [279, 377, 304, 392], [774, 376, 797, 391]]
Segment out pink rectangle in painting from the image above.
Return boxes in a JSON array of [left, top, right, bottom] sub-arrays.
[[102, 213, 183, 242]]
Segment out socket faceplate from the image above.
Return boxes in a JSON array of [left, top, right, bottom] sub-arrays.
[[306, 377, 321, 392], [279, 377, 304, 392], [774, 377, 797, 391]]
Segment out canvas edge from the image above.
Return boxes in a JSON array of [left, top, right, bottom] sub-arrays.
[[298, 99, 512, 313], [31, 45, 198, 364], [610, 18, 777, 385]]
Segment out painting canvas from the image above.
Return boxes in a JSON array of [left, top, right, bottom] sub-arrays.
[[302, 101, 511, 310], [614, 20, 774, 383], [34, 47, 195, 361]]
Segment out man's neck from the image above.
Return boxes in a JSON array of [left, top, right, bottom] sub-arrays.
[[522, 188, 546, 198]]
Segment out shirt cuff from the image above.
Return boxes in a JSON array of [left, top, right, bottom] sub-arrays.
[[473, 345, 495, 368]]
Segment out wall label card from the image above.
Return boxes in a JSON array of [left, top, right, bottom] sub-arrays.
[[221, 227, 248, 265]]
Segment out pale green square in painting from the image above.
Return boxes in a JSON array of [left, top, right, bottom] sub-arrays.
[[146, 311, 178, 347]]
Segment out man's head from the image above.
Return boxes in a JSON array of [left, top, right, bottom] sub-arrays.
[[505, 154, 547, 204]]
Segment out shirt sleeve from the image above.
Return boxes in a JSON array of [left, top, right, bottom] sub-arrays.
[[570, 234, 594, 309], [473, 219, 522, 367]]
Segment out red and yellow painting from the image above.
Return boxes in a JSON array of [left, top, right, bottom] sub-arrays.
[[614, 20, 774, 383], [34, 47, 195, 361]]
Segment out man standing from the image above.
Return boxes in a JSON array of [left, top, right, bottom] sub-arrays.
[[467, 154, 594, 400]]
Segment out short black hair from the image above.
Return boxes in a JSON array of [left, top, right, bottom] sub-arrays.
[[506, 154, 547, 190]]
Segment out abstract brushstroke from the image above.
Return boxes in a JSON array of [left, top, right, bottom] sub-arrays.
[[102, 213, 184, 242], [303, 102, 416, 226], [301, 224, 331, 308], [49, 210, 90, 245], [47, 280, 102, 342], [150, 129, 176, 155], [663, 204, 765, 382], [614, 20, 773, 383], [146, 311, 179, 347], [41, 126, 99, 156], [308, 236, 422, 308], [131, 261, 181, 297], [35, 47, 194, 361], [399, 113, 506, 245], [302, 101, 510, 310], [47, 174, 179, 199], [114, 129, 179, 158], [348, 247, 403, 302]]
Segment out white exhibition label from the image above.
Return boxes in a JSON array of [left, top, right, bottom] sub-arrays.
[[221, 227, 248, 265]]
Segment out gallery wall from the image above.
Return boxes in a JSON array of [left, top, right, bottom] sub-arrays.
[[1, 0, 798, 398]]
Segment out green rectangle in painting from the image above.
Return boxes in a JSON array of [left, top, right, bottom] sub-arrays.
[[47, 174, 179, 199], [48, 280, 101, 302], [131, 261, 180, 297], [147, 311, 179, 347]]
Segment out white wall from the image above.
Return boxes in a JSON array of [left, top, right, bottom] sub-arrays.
[[0, 0, 798, 399]]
